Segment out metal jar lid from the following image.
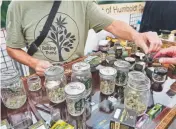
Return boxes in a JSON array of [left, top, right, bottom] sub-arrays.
[[114, 60, 131, 69], [72, 62, 90, 72], [65, 82, 85, 97], [154, 67, 168, 75], [1, 69, 20, 87], [99, 67, 117, 76], [44, 66, 64, 78]]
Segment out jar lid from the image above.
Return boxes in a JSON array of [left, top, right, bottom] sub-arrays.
[[160, 30, 171, 34], [154, 67, 168, 75], [114, 60, 131, 68], [72, 62, 90, 72], [116, 46, 123, 50], [125, 57, 135, 63], [1, 69, 20, 86], [44, 66, 64, 77], [65, 82, 85, 96], [99, 67, 117, 76]]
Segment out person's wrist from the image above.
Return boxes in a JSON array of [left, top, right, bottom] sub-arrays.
[[132, 32, 140, 43], [29, 58, 40, 70]]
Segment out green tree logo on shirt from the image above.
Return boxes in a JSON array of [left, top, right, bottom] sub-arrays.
[[47, 16, 76, 61]]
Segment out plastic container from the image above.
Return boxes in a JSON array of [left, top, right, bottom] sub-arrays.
[[71, 62, 92, 97], [1, 69, 27, 109], [124, 71, 151, 116], [65, 82, 86, 116], [114, 60, 131, 86], [99, 67, 117, 95], [44, 66, 66, 103]]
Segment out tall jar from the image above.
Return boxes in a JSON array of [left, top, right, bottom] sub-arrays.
[[44, 66, 66, 103], [124, 71, 151, 116], [1, 69, 27, 109], [99, 67, 117, 95], [71, 62, 92, 97], [65, 82, 86, 116], [114, 60, 131, 86]]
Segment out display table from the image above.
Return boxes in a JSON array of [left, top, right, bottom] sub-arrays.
[[1, 66, 176, 129]]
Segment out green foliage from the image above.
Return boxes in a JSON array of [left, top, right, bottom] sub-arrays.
[[1, 1, 11, 28]]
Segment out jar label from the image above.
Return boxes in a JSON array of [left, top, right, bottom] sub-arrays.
[[75, 99, 85, 112], [84, 78, 92, 90]]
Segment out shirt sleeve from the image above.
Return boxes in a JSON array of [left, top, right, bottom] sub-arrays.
[[6, 1, 26, 48], [86, 1, 115, 32]]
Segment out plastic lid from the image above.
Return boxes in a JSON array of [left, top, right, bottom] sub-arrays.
[[160, 30, 171, 34], [99, 67, 117, 76], [1, 69, 20, 86], [116, 46, 123, 50], [125, 57, 135, 62], [72, 62, 90, 72], [44, 66, 64, 77], [154, 67, 168, 75], [114, 60, 131, 68], [65, 82, 85, 96]]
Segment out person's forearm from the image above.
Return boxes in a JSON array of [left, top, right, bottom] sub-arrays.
[[105, 20, 139, 41], [6, 47, 39, 69]]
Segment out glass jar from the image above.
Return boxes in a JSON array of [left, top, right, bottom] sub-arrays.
[[152, 67, 168, 92], [105, 55, 116, 67], [1, 69, 27, 109], [27, 76, 41, 91], [65, 82, 85, 116], [124, 71, 151, 116], [114, 60, 131, 86], [71, 62, 92, 97], [44, 66, 66, 103], [115, 46, 123, 59], [99, 67, 117, 95]]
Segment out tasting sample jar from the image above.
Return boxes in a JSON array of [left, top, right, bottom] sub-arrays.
[[71, 62, 92, 97], [115, 46, 123, 59], [44, 66, 66, 104], [99, 67, 117, 95], [1, 69, 27, 109], [27, 76, 41, 91], [124, 71, 151, 116], [65, 82, 86, 116], [114, 60, 131, 86]]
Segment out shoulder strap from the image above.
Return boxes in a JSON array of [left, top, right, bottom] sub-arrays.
[[27, 1, 61, 56]]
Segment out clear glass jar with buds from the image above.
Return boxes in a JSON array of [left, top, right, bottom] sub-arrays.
[[99, 67, 117, 95], [44, 66, 67, 103], [71, 62, 92, 97], [1, 69, 27, 109], [65, 82, 86, 116], [124, 71, 151, 116]]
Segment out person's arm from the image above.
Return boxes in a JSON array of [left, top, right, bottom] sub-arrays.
[[7, 47, 52, 76]]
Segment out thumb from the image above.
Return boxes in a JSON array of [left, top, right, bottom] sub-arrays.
[[140, 42, 149, 54], [159, 58, 176, 64]]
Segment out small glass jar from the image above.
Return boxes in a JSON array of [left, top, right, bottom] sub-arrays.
[[114, 60, 131, 86], [99, 67, 117, 95], [161, 30, 171, 39], [44, 66, 66, 103], [105, 55, 116, 67], [1, 69, 27, 109], [115, 46, 123, 59], [27, 76, 41, 91], [124, 71, 151, 116], [71, 62, 92, 97], [65, 82, 86, 116], [152, 67, 168, 92]]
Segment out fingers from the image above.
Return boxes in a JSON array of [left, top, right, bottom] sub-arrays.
[[141, 42, 149, 54], [159, 57, 176, 64], [154, 47, 176, 58], [146, 32, 162, 53]]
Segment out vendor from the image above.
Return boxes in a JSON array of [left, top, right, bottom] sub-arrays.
[[6, 1, 162, 76]]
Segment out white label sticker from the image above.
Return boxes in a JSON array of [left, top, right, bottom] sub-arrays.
[[114, 109, 121, 119]]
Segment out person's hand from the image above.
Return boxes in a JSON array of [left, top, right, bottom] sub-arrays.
[[34, 60, 53, 76], [154, 46, 176, 64], [133, 32, 162, 54]]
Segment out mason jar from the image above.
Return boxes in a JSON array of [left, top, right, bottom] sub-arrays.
[[44, 66, 66, 104], [71, 62, 92, 97], [99, 67, 117, 95], [1, 69, 27, 109], [114, 60, 131, 86], [65, 82, 86, 116], [27, 76, 41, 91], [124, 71, 151, 116]]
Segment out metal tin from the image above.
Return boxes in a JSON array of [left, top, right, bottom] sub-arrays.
[[65, 82, 86, 116]]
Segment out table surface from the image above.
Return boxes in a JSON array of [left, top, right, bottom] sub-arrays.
[[1, 69, 176, 129]]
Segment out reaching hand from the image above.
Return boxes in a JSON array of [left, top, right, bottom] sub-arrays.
[[154, 46, 176, 64], [134, 32, 162, 54], [34, 60, 53, 76]]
